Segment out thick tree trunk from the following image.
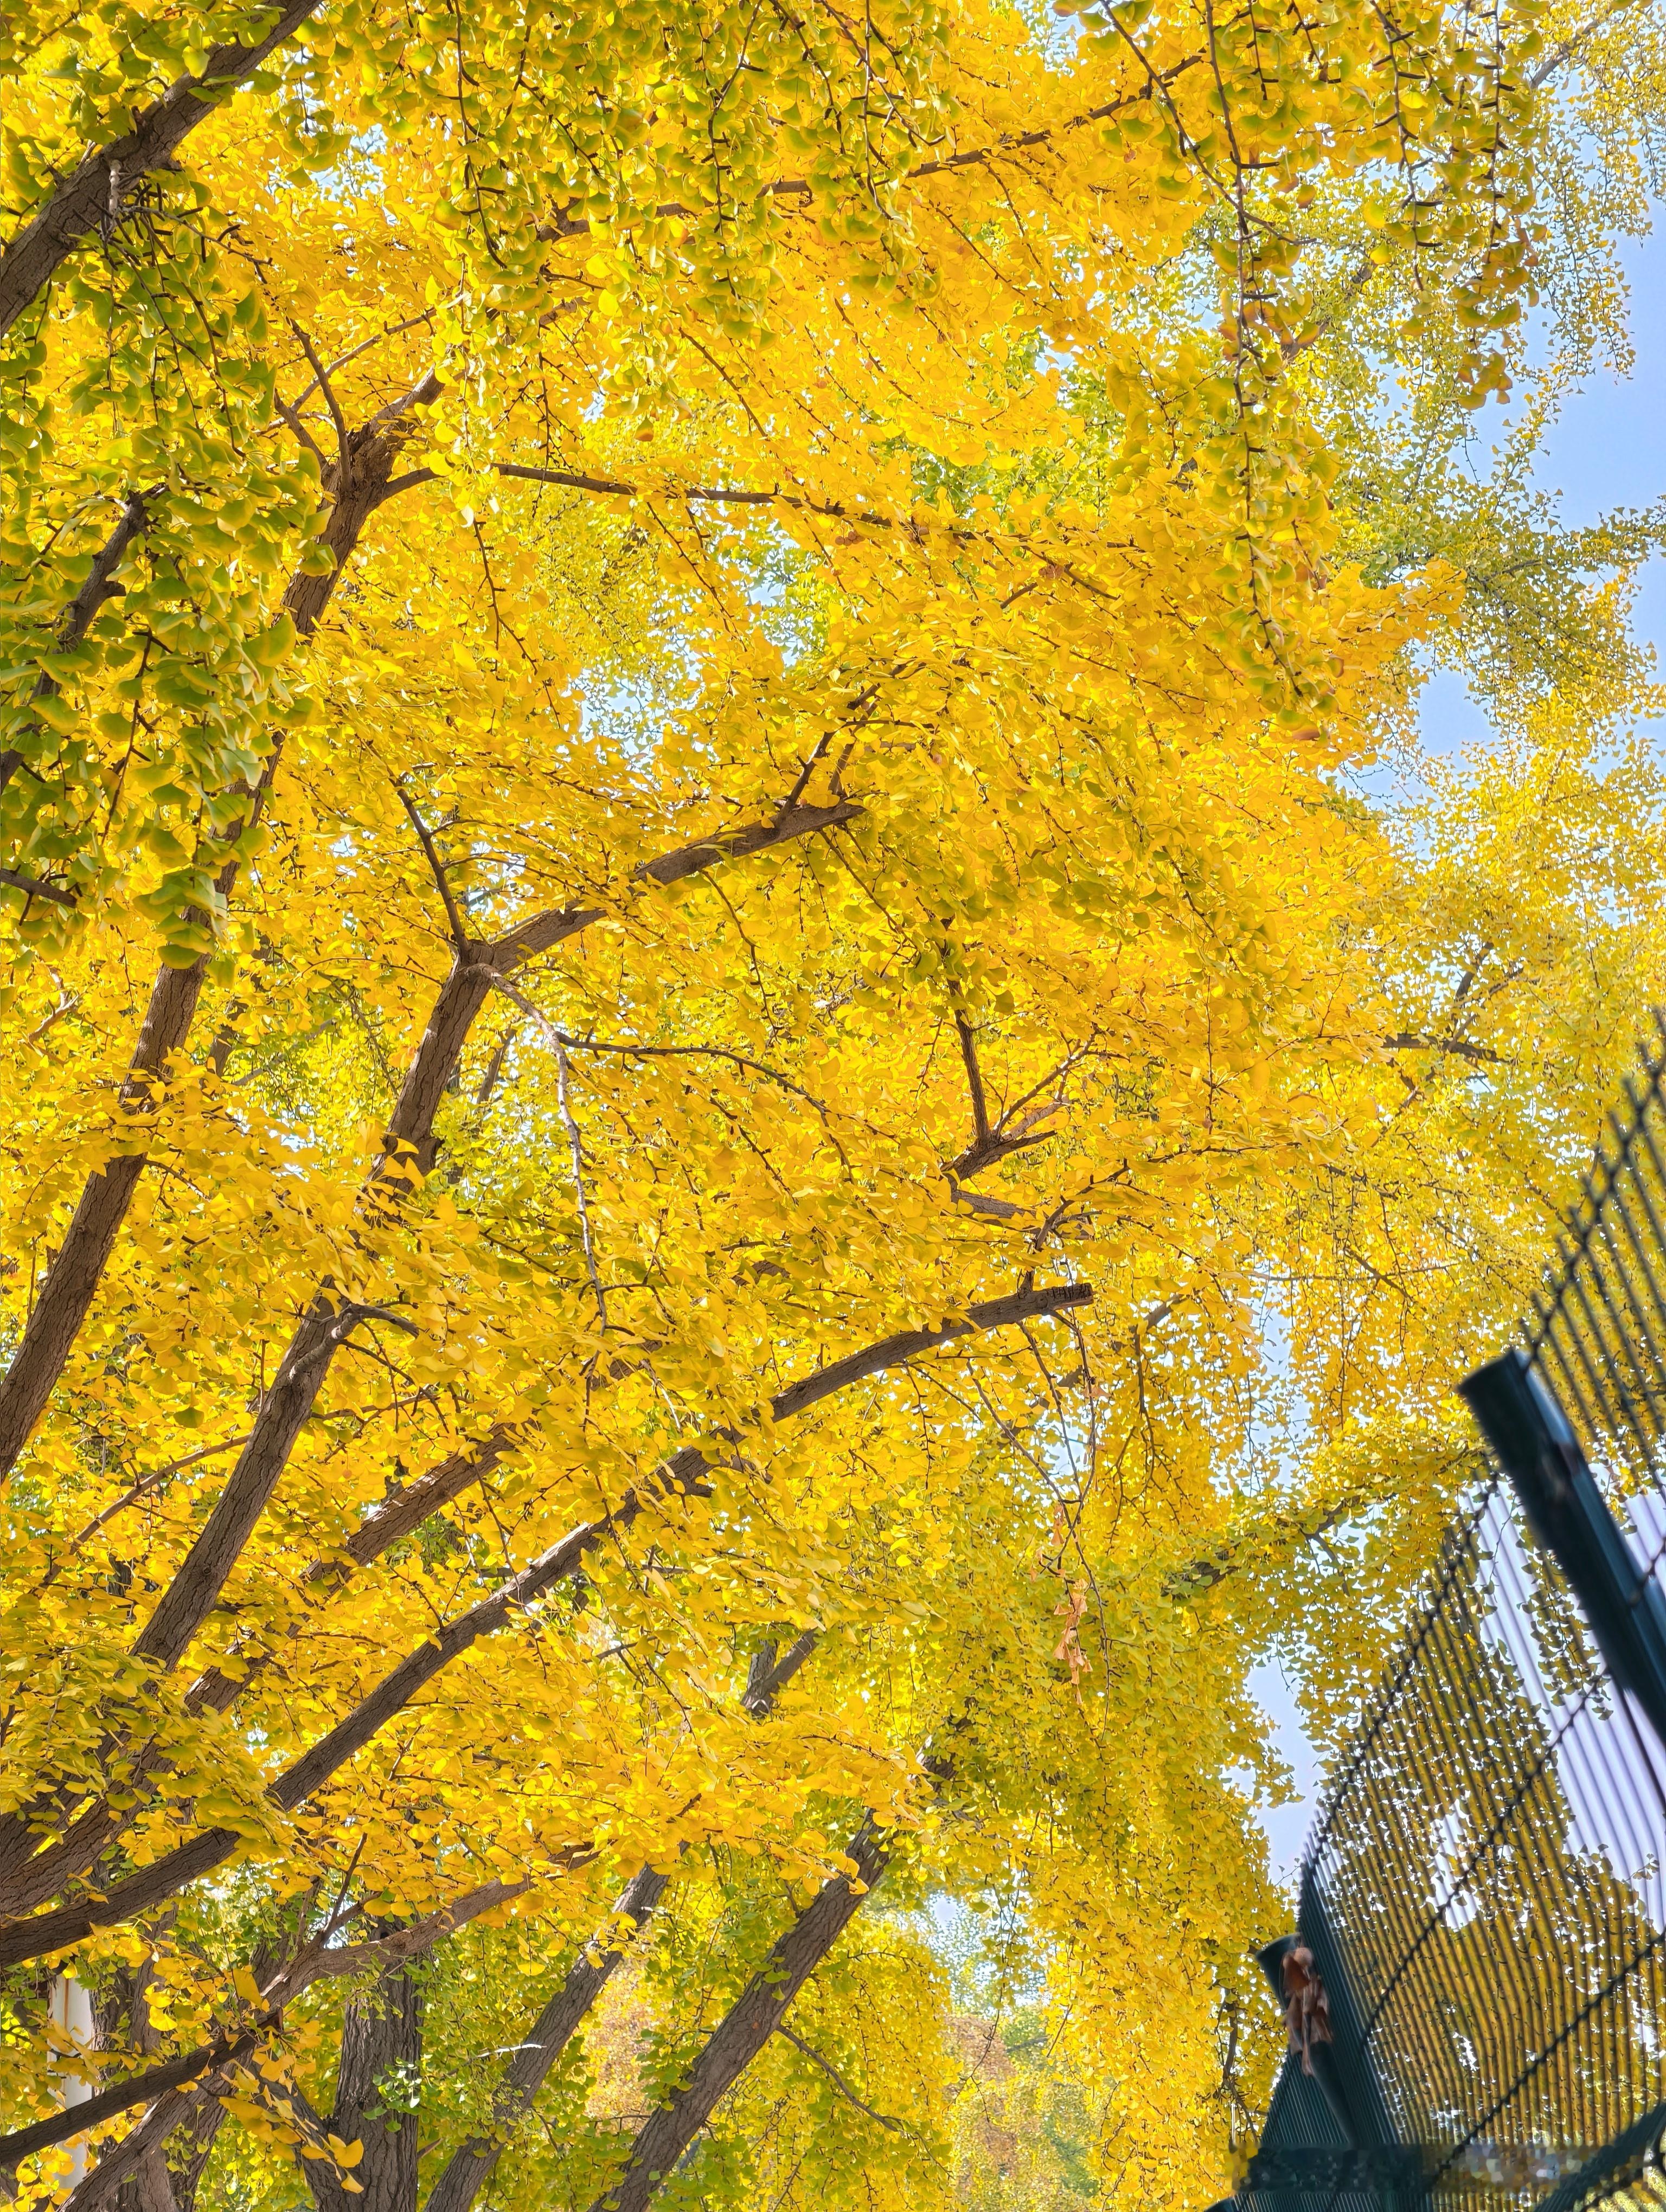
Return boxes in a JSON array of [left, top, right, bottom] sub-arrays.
[[299, 1948, 423, 2212], [113, 2107, 222, 2212], [584, 1821, 890, 2212], [0, 1642, 829, 2208]]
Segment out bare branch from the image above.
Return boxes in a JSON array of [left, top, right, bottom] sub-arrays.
[[775, 2026, 908, 2136], [393, 780, 471, 949], [1382, 1031, 1506, 1066]]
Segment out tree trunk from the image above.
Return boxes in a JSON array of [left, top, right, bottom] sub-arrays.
[[584, 1820, 889, 2212], [299, 1949, 424, 2212], [0, 0, 331, 340], [422, 1863, 669, 2212]]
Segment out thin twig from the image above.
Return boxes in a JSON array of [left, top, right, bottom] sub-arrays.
[[393, 778, 470, 949], [288, 320, 348, 457], [476, 973, 868, 1140], [480, 976, 609, 1327], [42, 1435, 251, 1586], [1530, 0, 1634, 82], [775, 2025, 916, 2140], [555, 1038, 608, 1332], [312, 305, 446, 394]]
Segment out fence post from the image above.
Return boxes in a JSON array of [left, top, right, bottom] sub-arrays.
[[1459, 1346, 1666, 1750], [1243, 1905, 1418, 2210]]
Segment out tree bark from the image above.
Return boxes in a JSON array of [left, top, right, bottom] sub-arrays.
[[0, 2037, 261, 2170], [4, 1638, 825, 2208], [122, 797, 864, 1679], [0, 963, 214, 1477], [0, 1885, 521, 2174], [333, 1430, 517, 1577], [422, 1863, 669, 2212], [0, 1426, 517, 1919], [0, 493, 152, 808], [584, 1821, 890, 2212], [18, 1642, 806, 2203], [0, 0, 331, 340], [421, 1634, 815, 2212], [132, 1303, 369, 1672], [381, 800, 861, 1176], [298, 1943, 423, 2212]]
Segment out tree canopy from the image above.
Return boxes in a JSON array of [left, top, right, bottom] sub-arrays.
[[2, 0, 1665, 2204]]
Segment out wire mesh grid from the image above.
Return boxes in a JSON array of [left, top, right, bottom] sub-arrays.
[[1526, 1017, 1666, 1560], [1303, 1481, 1666, 2209], [1260, 1021, 1666, 2212]]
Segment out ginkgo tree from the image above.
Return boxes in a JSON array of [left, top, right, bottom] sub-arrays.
[[0, 0, 1658, 2201]]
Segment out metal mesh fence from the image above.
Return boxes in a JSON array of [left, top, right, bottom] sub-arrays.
[[1301, 1483, 1666, 2210], [1245, 1022, 1666, 2212], [1527, 1020, 1666, 1552]]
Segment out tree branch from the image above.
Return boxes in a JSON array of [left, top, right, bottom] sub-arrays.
[[584, 1820, 890, 2212], [0, 1281, 1087, 1964], [742, 1631, 817, 1718], [73, 1641, 815, 2212], [528, 62, 1204, 247], [1529, 0, 1635, 82], [420, 1862, 670, 2212], [109, 804, 866, 1675], [393, 781, 470, 950], [0, 0, 331, 339], [0, 383, 443, 1489], [0, 493, 150, 807], [0, 865, 78, 905], [774, 2026, 906, 2136], [1381, 1031, 1506, 1065], [0, 1881, 526, 2172], [952, 1010, 992, 1149]]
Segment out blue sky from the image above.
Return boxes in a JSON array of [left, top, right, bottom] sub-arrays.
[[1421, 221, 1666, 754], [1252, 216, 1666, 1892]]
